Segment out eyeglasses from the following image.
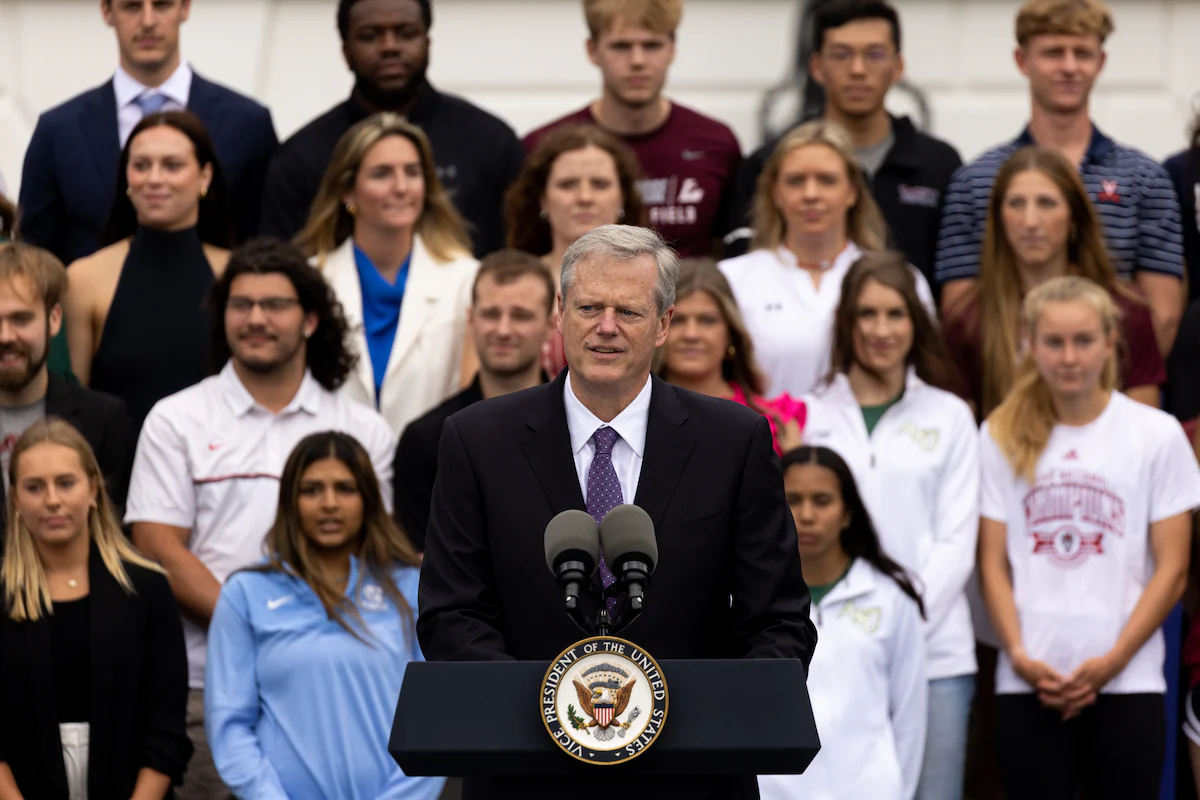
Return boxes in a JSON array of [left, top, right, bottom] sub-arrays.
[[821, 46, 894, 67], [227, 297, 301, 314]]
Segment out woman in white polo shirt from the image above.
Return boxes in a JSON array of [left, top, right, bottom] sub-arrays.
[[718, 120, 934, 397], [979, 276, 1200, 798], [759, 445, 927, 800], [801, 250, 978, 799]]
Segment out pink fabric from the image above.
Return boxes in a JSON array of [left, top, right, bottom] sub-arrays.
[[729, 384, 807, 456]]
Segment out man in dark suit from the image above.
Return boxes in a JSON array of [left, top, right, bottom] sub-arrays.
[[18, 0, 277, 266], [417, 225, 816, 799], [259, 0, 523, 256], [0, 244, 134, 540], [394, 250, 554, 551]]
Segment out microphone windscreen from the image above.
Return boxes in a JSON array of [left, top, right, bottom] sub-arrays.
[[599, 504, 657, 571], [544, 509, 601, 574]]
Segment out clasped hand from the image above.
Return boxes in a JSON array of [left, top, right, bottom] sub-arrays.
[[1012, 651, 1122, 721]]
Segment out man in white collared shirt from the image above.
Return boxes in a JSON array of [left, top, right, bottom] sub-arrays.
[[19, 0, 277, 268], [417, 224, 817, 800], [126, 239, 394, 799]]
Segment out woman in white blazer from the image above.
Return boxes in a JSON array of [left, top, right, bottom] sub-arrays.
[[801, 251, 978, 800], [717, 120, 934, 398], [759, 445, 927, 800], [296, 112, 479, 436]]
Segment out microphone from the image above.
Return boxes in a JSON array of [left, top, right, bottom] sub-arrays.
[[599, 504, 658, 614], [544, 510, 600, 611]]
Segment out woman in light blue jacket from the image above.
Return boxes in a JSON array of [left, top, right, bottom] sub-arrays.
[[206, 431, 441, 800]]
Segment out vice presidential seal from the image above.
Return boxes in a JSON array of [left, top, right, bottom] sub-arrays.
[[541, 635, 669, 764]]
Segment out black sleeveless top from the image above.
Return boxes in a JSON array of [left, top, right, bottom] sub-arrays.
[[90, 226, 215, 434]]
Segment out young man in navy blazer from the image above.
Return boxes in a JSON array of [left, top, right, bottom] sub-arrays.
[[18, 0, 278, 266]]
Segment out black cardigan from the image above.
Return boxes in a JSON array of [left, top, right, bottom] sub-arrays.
[[0, 546, 191, 798]]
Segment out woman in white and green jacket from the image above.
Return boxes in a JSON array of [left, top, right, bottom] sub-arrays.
[[802, 250, 979, 800], [759, 445, 927, 800]]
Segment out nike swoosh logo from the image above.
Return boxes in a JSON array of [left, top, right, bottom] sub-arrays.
[[208, 443, 224, 451], [267, 595, 294, 610]]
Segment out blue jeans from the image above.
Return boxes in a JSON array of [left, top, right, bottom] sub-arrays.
[[916, 674, 976, 800]]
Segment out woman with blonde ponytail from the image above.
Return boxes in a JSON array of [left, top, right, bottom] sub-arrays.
[[0, 419, 190, 800], [978, 276, 1200, 798]]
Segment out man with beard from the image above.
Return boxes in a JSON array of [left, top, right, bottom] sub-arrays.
[[724, 0, 961, 292], [393, 250, 554, 551], [259, 0, 524, 257], [523, 0, 743, 259], [0, 243, 133, 539], [125, 239, 395, 800]]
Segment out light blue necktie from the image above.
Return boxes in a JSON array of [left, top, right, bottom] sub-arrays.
[[136, 92, 168, 115]]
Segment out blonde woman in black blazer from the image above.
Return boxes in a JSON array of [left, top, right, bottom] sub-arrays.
[[0, 419, 190, 800]]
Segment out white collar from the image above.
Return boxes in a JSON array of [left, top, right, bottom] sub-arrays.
[[774, 240, 862, 271], [818, 558, 878, 607], [218, 360, 323, 418], [114, 61, 193, 109], [819, 365, 926, 403], [563, 372, 652, 458]]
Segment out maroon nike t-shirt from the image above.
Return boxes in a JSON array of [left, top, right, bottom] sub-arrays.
[[524, 103, 742, 257]]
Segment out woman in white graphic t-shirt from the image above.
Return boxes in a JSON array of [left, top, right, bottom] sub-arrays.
[[979, 276, 1200, 799]]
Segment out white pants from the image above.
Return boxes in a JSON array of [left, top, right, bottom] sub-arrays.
[[60, 722, 89, 800]]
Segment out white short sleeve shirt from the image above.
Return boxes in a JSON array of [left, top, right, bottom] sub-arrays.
[[125, 362, 397, 688], [980, 392, 1200, 694]]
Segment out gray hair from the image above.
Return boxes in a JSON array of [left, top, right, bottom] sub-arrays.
[[560, 225, 679, 316]]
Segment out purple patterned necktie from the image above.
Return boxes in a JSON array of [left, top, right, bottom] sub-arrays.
[[586, 426, 622, 613]]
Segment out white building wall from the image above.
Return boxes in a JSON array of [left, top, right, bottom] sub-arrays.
[[0, 0, 1196, 198]]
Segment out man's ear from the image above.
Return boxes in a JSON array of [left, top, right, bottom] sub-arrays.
[[809, 52, 827, 88], [586, 36, 601, 67], [48, 304, 63, 339], [1014, 45, 1030, 77]]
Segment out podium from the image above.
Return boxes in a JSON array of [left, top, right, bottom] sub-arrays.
[[389, 658, 820, 777]]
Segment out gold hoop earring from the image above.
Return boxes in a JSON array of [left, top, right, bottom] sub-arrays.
[[346, 202, 357, 216], [200, 187, 208, 199], [125, 187, 132, 197]]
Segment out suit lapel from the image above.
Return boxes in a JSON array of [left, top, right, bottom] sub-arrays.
[[187, 74, 228, 143], [633, 376, 696, 531], [81, 81, 120, 206], [519, 371, 585, 515], [385, 234, 442, 383], [23, 601, 69, 794], [320, 240, 375, 402], [87, 544, 120, 796], [44, 375, 83, 430]]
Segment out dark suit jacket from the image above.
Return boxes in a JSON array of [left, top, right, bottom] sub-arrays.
[[0, 547, 191, 799], [394, 376, 485, 552], [18, 73, 277, 263], [417, 371, 816, 799]]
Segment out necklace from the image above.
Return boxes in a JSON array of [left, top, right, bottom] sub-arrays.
[[67, 579, 78, 588]]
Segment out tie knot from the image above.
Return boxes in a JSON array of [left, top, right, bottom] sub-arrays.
[[137, 92, 168, 115], [592, 426, 618, 455]]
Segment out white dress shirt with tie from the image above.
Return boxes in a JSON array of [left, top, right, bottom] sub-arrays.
[[564, 371, 651, 505], [114, 61, 193, 147]]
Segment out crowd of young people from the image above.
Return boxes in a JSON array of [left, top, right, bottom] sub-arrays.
[[1, 0, 1199, 798]]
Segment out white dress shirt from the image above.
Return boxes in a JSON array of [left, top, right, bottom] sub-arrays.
[[114, 61, 193, 147], [564, 372, 652, 505]]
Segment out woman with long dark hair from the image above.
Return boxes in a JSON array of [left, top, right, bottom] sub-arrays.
[[63, 110, 235, 434], [802, 249, 977, 797], [980, 276, 1200, 798], [759, 445, 926, 800], [205, 431, 441, 800]]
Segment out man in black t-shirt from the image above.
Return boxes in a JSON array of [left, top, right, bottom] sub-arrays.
[[260, 0, 524, 256], [725, 0, 961, 291]]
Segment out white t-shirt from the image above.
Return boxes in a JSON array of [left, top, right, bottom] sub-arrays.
[[719, 242, 935, 397], [980, 392, 1200, 694], [125, 362, 397, 689]]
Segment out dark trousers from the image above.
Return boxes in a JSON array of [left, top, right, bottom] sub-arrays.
[[995, 692, 1165, 799]]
